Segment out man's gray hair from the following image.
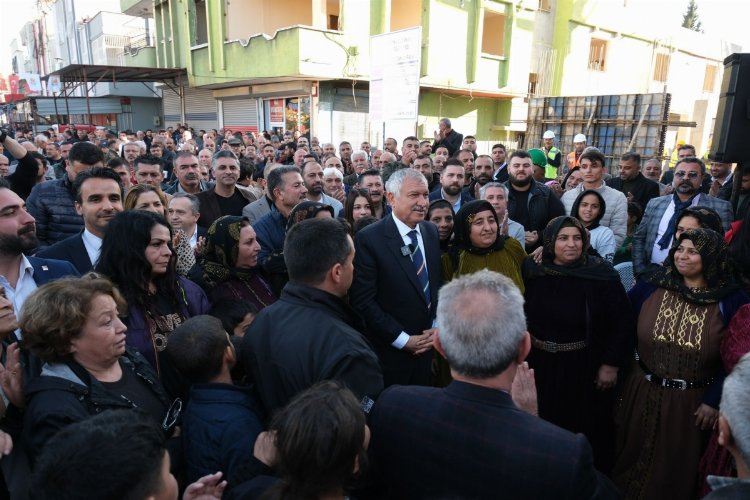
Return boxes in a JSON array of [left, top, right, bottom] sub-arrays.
[[440, 118, 452, 128], [479, 182, 508, 200], [169, 192, 200, 215], [380, 152, 397, 163], [385, 167, 427, 197], [351, 150, 367, 161], [322, 167, 343, 180], [437, 270, 526, 378], [720, 352, 750, 468]]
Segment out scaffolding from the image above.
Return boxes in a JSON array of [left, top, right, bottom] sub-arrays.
[[526, 92, 696, 170]]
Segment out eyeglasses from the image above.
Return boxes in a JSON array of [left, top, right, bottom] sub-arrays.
[[674, 171, 700, 179], [162, 398, 182, 432]]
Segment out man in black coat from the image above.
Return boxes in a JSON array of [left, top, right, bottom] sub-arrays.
[[431, 118, 463, 157], [350, 168, 441, 387], [606, 152, 660, 211], [240, 218, 383, 417], [369, 270, 618, 500]]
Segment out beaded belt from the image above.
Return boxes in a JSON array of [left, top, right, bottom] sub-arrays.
[[531, 336, 587, 353], [635, 351, 714, 391]]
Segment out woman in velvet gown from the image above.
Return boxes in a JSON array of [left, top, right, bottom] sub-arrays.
[[522, 216, 634, 473], [612, 229, 749, 499]]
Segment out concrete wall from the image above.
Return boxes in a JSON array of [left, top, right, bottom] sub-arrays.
[[225, 0, 313, 40]]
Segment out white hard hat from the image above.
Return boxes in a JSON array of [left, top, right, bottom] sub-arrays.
[[543, 130, 555, 139], [574, 133, 587, 143]]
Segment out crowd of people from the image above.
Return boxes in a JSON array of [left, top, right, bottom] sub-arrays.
[[0, 118, 746, 499]]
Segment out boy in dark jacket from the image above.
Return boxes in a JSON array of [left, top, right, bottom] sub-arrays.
[[166, 315, 264, 488]]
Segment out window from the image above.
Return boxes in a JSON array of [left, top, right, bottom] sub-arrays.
[[481, 10, 506, 57], [327, 0, 340, 30], [588, 38, 607, 71], [193, 0, 208, 46], [528, 72, 538, 96], [703, 64, 717, 92], [653, 53, 670, 82]]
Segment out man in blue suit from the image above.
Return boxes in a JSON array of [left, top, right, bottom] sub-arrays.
[[0, 178, 79, 323], [350, 168, 441, 386], [369, 270, 618, 499], [36, 167, 123, 273]]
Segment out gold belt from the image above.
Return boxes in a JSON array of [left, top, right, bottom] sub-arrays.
[[531, 335, 587, 353]]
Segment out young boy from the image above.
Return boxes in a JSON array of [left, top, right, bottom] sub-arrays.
[[166, 315, 264, 487]]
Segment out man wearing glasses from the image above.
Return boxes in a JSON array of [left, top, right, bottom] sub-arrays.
[[632, 157, 733, 276]]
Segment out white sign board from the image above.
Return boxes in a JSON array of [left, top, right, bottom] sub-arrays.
[[369, 27, 422, 124]]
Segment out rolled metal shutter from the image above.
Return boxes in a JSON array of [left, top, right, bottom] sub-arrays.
[[332, 91, 369, 147], [221, 98, 259, 132], [183, 87, 218, 131], [161, 87, 182, 127]]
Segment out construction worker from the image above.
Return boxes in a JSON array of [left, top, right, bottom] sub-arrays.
[[541, 130, 561, 178], [529, 148, 552, 182], [566, 133, 587, 171]]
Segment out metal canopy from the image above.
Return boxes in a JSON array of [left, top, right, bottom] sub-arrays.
[[45, 64, 186, 84]]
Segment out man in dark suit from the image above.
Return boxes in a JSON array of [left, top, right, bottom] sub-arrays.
[[350, 168, 441, 386], [0, 179, 79, 322], [431, 118, 463, 157], [369, 270, 618, 499], [36, 168, 123, 273]]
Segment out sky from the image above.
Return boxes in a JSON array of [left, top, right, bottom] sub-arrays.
[[0, 0, 747, 76]]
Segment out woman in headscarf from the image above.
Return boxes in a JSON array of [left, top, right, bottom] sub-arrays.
[[285, 201, 334, 231], [674, 206, 723, 241], [570, 189, 616, 261], [441, 200, 526, 292], [522, 215, 634, 473], [612, 229, 750, 499], [201, 216, 277, 310]]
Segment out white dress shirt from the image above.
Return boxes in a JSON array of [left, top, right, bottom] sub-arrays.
[[82, 229, 103, 267]]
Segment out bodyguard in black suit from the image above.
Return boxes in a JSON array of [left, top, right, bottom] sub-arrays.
[[369, 270, 618, 499], [36, 168, 124, 273], [350, 169, 441, 387]]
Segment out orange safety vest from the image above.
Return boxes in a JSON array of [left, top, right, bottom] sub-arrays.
[[567, 151, 582, 169]]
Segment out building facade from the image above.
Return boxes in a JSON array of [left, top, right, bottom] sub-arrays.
[[122, 0, 740, 157]]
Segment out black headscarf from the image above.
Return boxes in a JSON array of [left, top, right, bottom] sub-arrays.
[[285, 201, 335, 232], [644, 228, 741, 304], [571, 189, 606, 230], [452, 200, 507, 255], [675, 206, 723, 236], [202, 216, 259, 288], [523, 215, 620, 281]]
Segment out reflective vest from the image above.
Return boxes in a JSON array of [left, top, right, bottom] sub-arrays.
[[545, 147, 559, 179], [567, 151, 582, 169]]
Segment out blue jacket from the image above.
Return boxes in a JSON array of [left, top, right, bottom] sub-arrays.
[[183, 383, 264, 486]]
